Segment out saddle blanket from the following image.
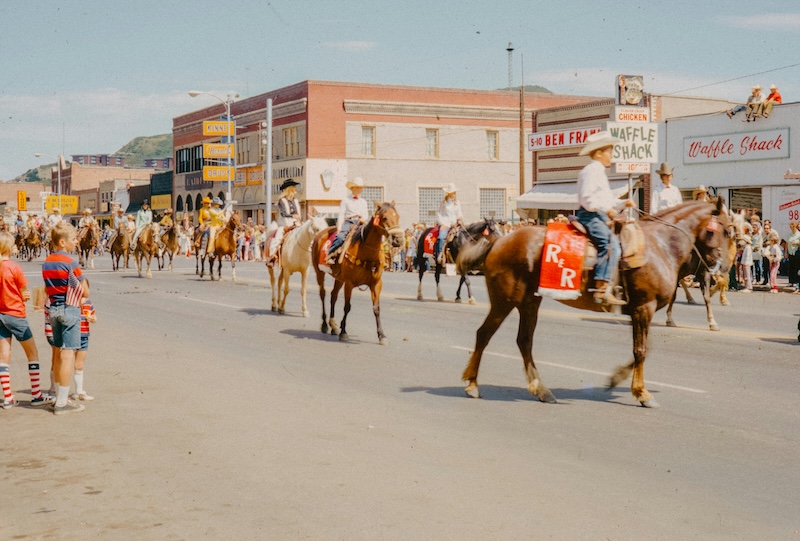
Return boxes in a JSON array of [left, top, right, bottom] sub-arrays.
[[537, 222, 586, 300], [318, 232, 336, 266], [422, 228, 439, 257]]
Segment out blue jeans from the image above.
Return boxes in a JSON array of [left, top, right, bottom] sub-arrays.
[[576, 208, 620, 283], [328, 218, 358, 254], [48, 304, 81, 350], [435, 226, 450, 261]]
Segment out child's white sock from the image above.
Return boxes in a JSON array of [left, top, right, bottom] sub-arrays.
[[74, 370, 85, 395], [55, 385, 70, 407]]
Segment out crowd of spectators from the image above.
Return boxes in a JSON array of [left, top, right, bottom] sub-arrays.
[[730, 209, 799, 293]]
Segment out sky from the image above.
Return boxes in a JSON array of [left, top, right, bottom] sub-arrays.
[[1, 0, 799, 180]]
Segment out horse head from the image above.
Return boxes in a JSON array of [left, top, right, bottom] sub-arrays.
[[309, 214, 329, 236], [371, 201, 403, 247], [695, 197, 736, 275]]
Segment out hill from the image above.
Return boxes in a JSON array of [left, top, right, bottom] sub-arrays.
[[9, 133, 173, 183]]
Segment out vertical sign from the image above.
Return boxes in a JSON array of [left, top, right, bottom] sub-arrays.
[[17, 190, 27, 211]]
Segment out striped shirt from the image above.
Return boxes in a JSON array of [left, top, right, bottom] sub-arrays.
[[80, 300, 94, 337], [42, 252, 84, 307]]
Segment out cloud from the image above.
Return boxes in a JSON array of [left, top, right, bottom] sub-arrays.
[[322, 41, 377, 52], [718, 13, 800, 30]]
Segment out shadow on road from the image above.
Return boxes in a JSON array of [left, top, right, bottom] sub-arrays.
[[280, 328, 369, 345], [401, 384, 643, 404]]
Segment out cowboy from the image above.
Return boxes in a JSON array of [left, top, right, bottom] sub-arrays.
[[760, 84, 782, 118], [77, 208, 96, 241], [692, 185, 709, 202], [106, 207, 127, 248], [327, 177, 369, 265], [268, 179, 302, 267], [435, 182, 464, 264], [576, 131, 634, 306], [205, 197, 225, 257], [132, 199, 153, 248], [650, 163, 683, 214], [47, 207, 62, 229], [159, 208, 174, 231], [196, 196, 212, 252]]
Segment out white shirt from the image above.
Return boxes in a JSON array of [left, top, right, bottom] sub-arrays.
[[48, 214, 62, 228], [337, 193, 370, 230], [650, 183, 683, 214], [437, 197, 463, 227], [577, 160, 624, 214], [79, 216, 96, 228]]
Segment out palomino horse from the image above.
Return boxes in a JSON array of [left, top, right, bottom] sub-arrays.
[[196, 212, 241, 281], [78, 224, 99, 269], [416, 218, 502, 304], [460, 199, 735, 408], [134, 223, 160, 278], [24, 227, 42, 261], [311, 202, 403, 344], [110, 223, 131, 271], [268, 216, 329, 316], [159, 224, 180, 271]]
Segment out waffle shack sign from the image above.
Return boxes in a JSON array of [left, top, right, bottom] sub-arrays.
[[683, 128, 789, 164]]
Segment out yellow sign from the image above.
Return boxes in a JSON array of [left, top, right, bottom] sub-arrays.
[[150, 194, 172, 210], [17, 190, 27, 211], [45, 195, 78, 215], [202, 121, 234, 136], [203, 166, 235, 181], [246, 166, 263, 186], [203, 143, 234, 159]]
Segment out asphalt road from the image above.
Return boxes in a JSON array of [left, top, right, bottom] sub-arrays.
[[2, 253, 799, 540]]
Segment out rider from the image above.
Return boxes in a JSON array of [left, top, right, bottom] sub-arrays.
[[327, 177, 369, 265], [576, 131, 634, 307], [159, 208, 174, 233], [131, 199, 153, 249], [47, 207, 62, 229], [106, 207, 127, 248], [78, 208, 96, 241], [14, 214, 24, 235], [435, 183, 464, 264], [267, 179, 302, 267], [206, 197, 225, 257], [196, 196, 212, 253]]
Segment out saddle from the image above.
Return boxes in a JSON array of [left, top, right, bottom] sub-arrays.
[[566, 215, 645, 271]]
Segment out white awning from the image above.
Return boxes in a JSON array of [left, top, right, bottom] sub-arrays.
[[515, 180, 633, 212]]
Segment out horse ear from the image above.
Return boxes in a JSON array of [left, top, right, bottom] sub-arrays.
[[374, 201, 381, 211], [391, 200, 396, 208]]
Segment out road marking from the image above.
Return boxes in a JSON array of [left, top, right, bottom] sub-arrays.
[[451, 346, 707, 394], [182, 297, 243, 309]]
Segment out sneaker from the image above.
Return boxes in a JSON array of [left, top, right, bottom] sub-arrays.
[[30, 395, 55, 407], [1, 399, 16, 410], [53, 401, 85, 415], [726, 111, 733, 119], [71, 392, 95, 401]]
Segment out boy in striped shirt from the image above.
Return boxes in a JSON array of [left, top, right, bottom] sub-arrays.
[[42, 223, 89, 415]]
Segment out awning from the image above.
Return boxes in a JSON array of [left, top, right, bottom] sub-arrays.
[[126, 202, 142, 213], [515, 179, 634, 214]]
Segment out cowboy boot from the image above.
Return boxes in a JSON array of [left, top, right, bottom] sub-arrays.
[[593, 280, 626, 306]]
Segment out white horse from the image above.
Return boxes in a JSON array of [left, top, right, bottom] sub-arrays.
[[269, 215, 329, 317]]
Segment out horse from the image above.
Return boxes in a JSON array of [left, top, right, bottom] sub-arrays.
[[78, 224, 99, 269], [459, 199, 735, 408], [415, 218, 502, 304], [14, 229, 27, 259], [24, 227, 42, 261], [159, 224, 180, 271], [110, 223, 131, 271], [268, 216, 329, 316], [311, 202, 403, 345], [196, 212, 241, 281], [133, 223, 160, 278]]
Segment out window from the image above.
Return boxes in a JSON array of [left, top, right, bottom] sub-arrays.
[[176, 195, 184, 212], [480, 188, 506, 220], [195, 194, 202, 210], [283, 127, 300, 158], [418, 187, 441, 224], [186, 195, 193, 212], [425, 129, 439, 158], [361, 126, 375, 156], [361, 186, 384, 208], [486, 131, 499, 160], [237, 136, 250, 164]]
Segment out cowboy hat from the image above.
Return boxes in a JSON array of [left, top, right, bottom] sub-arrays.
[[655, 163, 674, 176], [280, 179, 300, 191], [443, 182, 458, 194], [52, 207, 60, 212], [212, 197, 223, 205], [753, 85, 762, 90], [202, 196, 211, 204], [692, 184, 708, 197], [578, 131, 620, 156], [82, 208, 92, 214], [142, 199, 149, 206], [770, 84, 777, 90], [345, 177, 365, 189], [164, 208, 173, 213], [116, 207, 124, 212]]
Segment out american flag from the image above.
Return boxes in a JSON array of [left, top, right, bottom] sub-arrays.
[[66, 270, 83, 307]]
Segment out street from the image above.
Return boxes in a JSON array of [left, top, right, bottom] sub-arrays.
[[2, 253, 799, 540]]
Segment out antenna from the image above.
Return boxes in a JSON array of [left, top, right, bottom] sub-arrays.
[[506, 42, 514, 89]]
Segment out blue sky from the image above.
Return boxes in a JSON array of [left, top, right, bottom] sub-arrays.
[[1, 0, 799, 179]]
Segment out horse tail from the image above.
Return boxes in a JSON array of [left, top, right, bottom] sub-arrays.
[[456, 236, 493, 275]]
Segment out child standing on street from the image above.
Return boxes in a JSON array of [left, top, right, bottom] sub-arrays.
[[0, 232, 52, 409], [72, 281, 96, 401], [42, 222, 89, 415], [764, 230, 783, 293]]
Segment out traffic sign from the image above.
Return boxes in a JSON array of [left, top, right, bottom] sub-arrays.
[[202, 121, 234, 136], [203, 166, 235, 182]]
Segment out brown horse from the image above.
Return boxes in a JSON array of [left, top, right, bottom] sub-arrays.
[[311, 202, 403, 345], [196, 212, 241, 281], [134, 223, 160, 278], [110, 223, 131, 271], [24, 227, 42, 261], [78, 224, 99, 269], [159, 224, 179, 271], [460, 199, 735, 408]]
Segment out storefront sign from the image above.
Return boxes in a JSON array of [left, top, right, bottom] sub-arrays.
[[46, 195, 78, 215], [202, 121, 234, 136], [203, 143, 234, 159], [684, 128, 789, 164], [184, 172, 212, 191], [613, 107, 649, 123], [17, 190, 26, 211], [150, 194, 172, 210], [614, 162, 651, 174], [246, 167, 264, 186], [606, 122, 658, 163], [528, 126, 602, 151], [203, 166, 235, 182]]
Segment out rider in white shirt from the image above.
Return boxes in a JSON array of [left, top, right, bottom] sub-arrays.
[[435, 182, 463, 264], [47, 208, 63, 229], [326, 177, 369, 265]]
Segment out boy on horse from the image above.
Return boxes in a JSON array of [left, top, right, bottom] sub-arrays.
[[326, 177, 368, 265], [132, 199, 153, 249], [78, 208, 96, 242], [106, 207, 127, 248], [267, 179, 302, 267], [435, 183, 464, 265], [575, 131, 634, 307]]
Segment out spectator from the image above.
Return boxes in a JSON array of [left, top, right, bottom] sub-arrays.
[[760, 84, 782, 118], [726, 85, 765, 121], [750, 218, 764, 285], [763, 230, 782, 293], [788, 221, 800, 292], [739, 223, 754, 292], [405, 229, 417, 272]]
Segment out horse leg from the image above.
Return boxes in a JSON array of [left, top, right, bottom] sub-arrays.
[[682, 278, 697, 304], [316, 267, 329, 333], [146, 255, 153, 279], [269, 267, 279, 312], [465, 274, 476, 304], [699, 271, 719, 331], [417, 266, 425, 300], [371, 280, 387, 345], [665, 286, 678, 327], [462, 300, 514, 398], [630, 301, 658, 408], [338, 283, 354, 342], [300, 269, 309, 318], [90, 251, 94, 270], [329, 280, 344, 336], [517, 298, 556, 403], [277, 268, 288, 314], [435, 264, 444, 302], [229, 258, 235, 281]]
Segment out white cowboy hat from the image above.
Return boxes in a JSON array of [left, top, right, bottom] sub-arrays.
[[655, 162, 674, 176], [82, 208, 92, 214], [770, 84, 777, 90], [443, 182, 458, 194], [692, 184, 708, 197], [578, 131, 620, 156], [345, 177, 364, 189]]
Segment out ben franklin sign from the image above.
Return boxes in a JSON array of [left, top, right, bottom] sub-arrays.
[[683, 129, 789, 164]]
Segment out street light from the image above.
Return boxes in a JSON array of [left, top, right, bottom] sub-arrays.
[[188, 90, 240, 208], [34, 152, 63, 213]]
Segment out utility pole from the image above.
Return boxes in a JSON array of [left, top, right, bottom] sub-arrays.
[[506, 42, 514, 89], [519, 54, 525, 195]]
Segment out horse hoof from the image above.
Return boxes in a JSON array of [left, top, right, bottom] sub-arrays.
[[417, 294, 423, 301], [538, 390, 557, 404], [271, 306, 277, 312], [709, 323, 720, 331], [321, 323, 329, 334], [278, 308, 285, 315], [640, 399, 660, 409], [454, 298, 462, 303], [465, 385, 481, 399], [339, 332, 349, 342], [302, 311, 310, 318], [378, 337, 387, 346], [665, 320, 676, 328], [687, 298, 697, 305], [468, 297, 476, 305], [437, 295, 445, 302]]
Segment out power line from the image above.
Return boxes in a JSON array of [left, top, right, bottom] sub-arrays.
[[664, 61, 800, 96]]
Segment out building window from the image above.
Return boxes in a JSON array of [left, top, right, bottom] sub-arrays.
[[237, 136, 250, 164], [418, 187, 441, 225], [186, 195, 193, 212], [486, 131, 499, 160], [425, 129, 439, 159], [176, 195, 184, 212], [195, 194, 202, 210], [480, 188, 506, 220], [361, 126, 375, 156], [283, 127, 300, 158], [361, 186, 384, 208]]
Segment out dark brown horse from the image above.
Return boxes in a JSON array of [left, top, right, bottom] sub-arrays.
[[78, 224, 99, 269], [196, 212, 241, 281], [460, 199, 735, 408], [134, 223, 160, 278], [311, 202, 403, 345], [24, 226, 42, 261], [110, 223, 131, 271]]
